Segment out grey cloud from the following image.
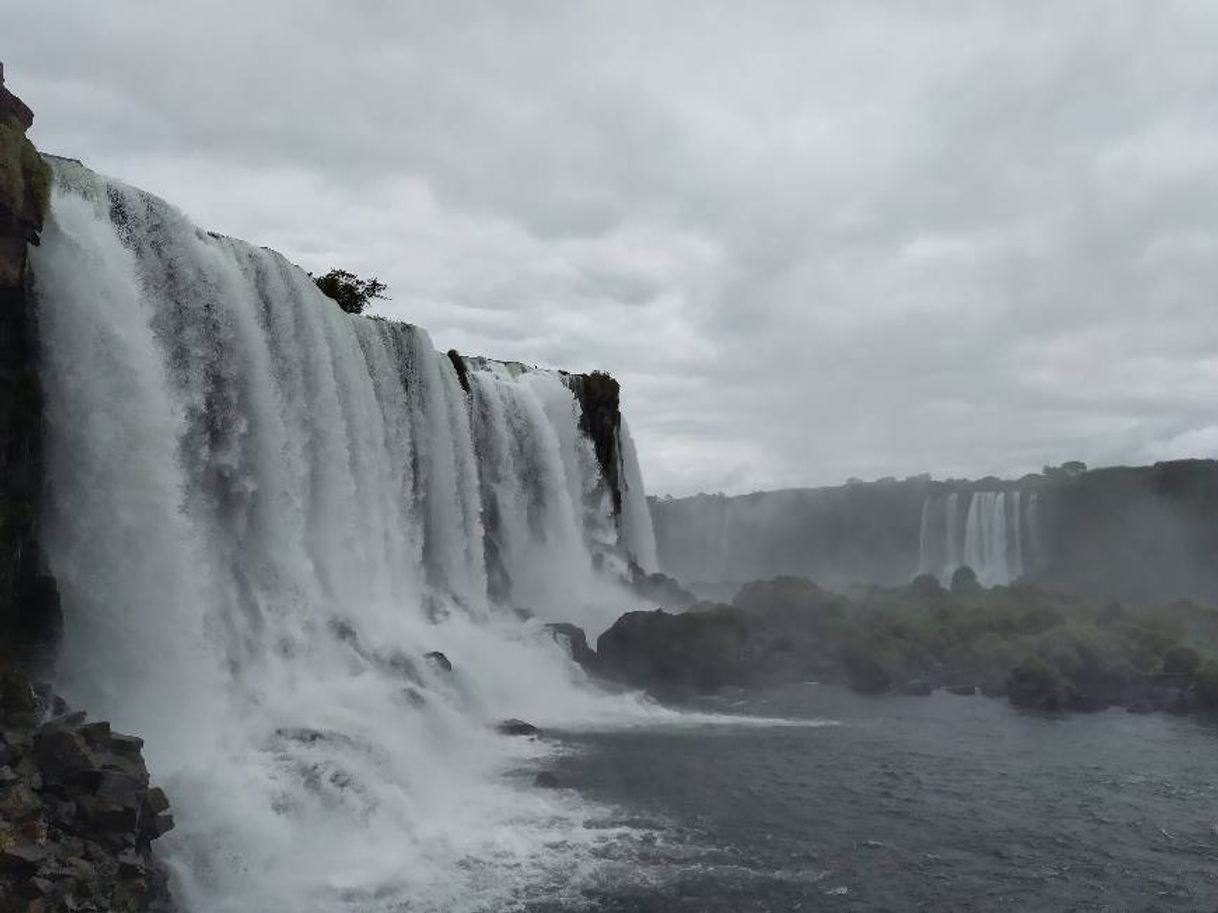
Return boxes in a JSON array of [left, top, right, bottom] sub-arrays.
[[4, 0, 1217, 496]]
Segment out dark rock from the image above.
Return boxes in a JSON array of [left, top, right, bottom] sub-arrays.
[[424, 651, 453, 673], [946, 684, 977, 696], [103, 734, 145, 759], [82, 770, 145, 810], [0, 669, 37, 714], [0, 842, 47, 875], [78, 721, 112, 744], [898, 679, 933, 696], [146, 812, 174, 839], [78, 794, 140, 833], [627, 564, 696, 609], [544, 623, 596, 668], [445, 349, 470, 394], [23, 875, 54, 898], [567, 371, 622, 515], [142, 787, 170, 815], [1006, 658, 1068, 712], [533, 771, 561, 788], [34, 725, 96, 784], [116, 848, 146, 878], [0, 780, 39, 818], [496, 719, 541, 737], [597, 606, 751, 691]]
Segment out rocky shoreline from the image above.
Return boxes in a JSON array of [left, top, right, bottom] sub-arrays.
[[0, 663, 175, 913], [577, 574, 1218, 718]]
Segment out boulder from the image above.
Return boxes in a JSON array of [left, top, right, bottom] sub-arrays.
[[0, 842, 46, 875], [34, 724, 96, 784], [496, 719, 541, 737]]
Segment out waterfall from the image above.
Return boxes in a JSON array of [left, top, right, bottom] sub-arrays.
[[31, 159, 663, 913], [918, 489, 1036, 587], [618, 419, 659, 573], [917, 496, 933, 575], [943, 492, 960, 579]]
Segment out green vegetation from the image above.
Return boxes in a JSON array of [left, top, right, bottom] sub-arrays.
[[596, 572, 1218, 715], [312, 268, 388, 315]]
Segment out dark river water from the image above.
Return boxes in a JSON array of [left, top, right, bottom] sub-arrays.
[[530, 686, 1218, 912]]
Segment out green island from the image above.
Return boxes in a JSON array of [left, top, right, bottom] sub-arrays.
[[594, 572, 1218, 715]]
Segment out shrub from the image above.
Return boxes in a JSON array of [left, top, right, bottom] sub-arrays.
[[1162, 644, 1202, 677], [312, 269, 389, 315], [950, 565, 981, 594]]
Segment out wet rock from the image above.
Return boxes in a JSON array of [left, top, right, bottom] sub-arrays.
[[424, 651, 453, 673], [34, 726, 96, 785], [496, 719, 541, 737], [0, 843, 47, 875], [946, 684, 977, 696], [898, 679, 933, 696], [544, 623, 596, 668], [533, 771, 561, 788], [0, 664, 175, 912]]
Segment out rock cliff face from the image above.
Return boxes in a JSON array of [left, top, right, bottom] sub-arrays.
[[0, 65, 174, 913], [0, 62, 59, 656], [566, 371, 622, 516]]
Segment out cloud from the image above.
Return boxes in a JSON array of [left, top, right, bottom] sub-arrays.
[[5, 0, 1218, 495]]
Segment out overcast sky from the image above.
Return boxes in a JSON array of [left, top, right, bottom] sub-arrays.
[[5, 1, 1218, 495]]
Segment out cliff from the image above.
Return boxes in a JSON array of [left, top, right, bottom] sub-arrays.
[[0, 62, 59, 656], [651, 460, 1218, 607]]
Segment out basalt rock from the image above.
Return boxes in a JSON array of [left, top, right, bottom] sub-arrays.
[[0, 661, 175, 913], [566, 371, 621, 516], [0, 62, 60, 658], [544, 623, 596, 669]]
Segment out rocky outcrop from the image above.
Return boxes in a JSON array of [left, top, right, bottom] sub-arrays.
[[565, 371, 622, 516], [0, 664, 175, 913], [544, 623, 597, 668], [0, 62, 59, 656], [593, 575, 1218, 717]]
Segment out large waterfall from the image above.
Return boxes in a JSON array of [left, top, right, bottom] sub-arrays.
[[31, 159, 665, 912], [917, 490, 1037, 586]]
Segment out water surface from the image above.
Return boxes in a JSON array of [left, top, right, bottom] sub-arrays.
[[531, 686, 1218, 911]]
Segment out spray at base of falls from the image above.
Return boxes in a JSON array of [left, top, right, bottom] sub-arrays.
[[32, 160, 666, 912]]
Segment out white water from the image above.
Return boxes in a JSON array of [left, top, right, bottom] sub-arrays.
[[32, 160, 668, 913], [918, 489, 1037, 587]]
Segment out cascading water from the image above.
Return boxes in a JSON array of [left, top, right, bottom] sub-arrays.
[[917, 489, 1037, 587], [31, 159, 667, 912]]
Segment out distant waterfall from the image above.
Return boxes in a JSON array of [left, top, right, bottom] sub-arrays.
[[917, 489, 1038, 586], [32, 159, 663, 913]]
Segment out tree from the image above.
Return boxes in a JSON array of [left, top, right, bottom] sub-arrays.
[[312, 269, 389, 315]]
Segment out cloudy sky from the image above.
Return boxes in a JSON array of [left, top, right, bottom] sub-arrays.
[[5, 1, 1218, 495]]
